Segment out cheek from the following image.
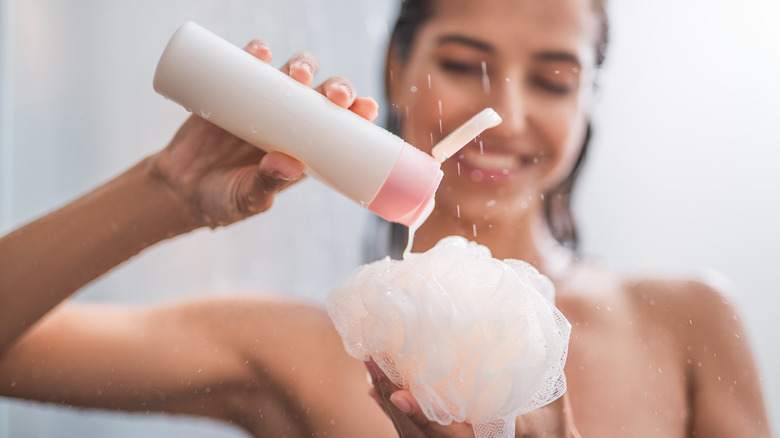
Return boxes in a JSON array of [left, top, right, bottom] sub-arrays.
[[531, 99, 588, 185], [549, 124, 587, 191]]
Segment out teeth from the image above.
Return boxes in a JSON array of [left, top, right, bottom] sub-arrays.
[[460, 148, 518, 170]]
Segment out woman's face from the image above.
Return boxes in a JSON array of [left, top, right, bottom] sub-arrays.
[[389, 0, 600, 224]]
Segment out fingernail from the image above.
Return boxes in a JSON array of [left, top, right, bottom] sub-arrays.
[[335, 83, 352, 99], [259, 155, 304, 181], [293, 60, 313, 76], [390, 393, 413, 414], [248, 40, 270, 54]]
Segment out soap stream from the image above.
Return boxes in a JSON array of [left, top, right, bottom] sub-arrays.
[[403, 107, 503, 259]]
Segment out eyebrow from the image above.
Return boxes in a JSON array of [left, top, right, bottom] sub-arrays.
[[533, 51, 581, 67], [437, 34, 495, 53]]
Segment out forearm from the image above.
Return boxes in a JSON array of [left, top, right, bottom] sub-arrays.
[[0, 157, 202, 353]]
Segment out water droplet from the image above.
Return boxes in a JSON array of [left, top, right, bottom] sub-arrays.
[[472, 223, 478, 237], [554, 70, 560, 75], [438, 119, 443, 134], [410, 85, 418, 93], [479, 140, 484, 154], [438, 100, 443, 115], [486, 200, 497, 207], [250, 125, 259, 133], [200, 110, 211, 119], [456, 204, 461, 218], [360, 200, 369, 208], [481, 60, 491, 95], [427, 74, 431, 89]]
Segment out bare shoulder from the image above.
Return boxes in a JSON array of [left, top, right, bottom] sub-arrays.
[[621, 272, 770, 436], [621, 271, 743, 338]]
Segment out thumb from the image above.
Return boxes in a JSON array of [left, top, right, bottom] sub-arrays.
[[388, 390, 474, 438], [256, 151, 305, 191], [245, 151, 305, 213]]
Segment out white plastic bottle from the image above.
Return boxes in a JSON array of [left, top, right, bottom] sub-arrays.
[[153, 21, 443, 226]]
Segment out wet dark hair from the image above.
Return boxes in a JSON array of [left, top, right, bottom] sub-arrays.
[[374, 0, 610, 257]]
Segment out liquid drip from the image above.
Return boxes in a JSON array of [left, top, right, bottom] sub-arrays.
[[403, 107, 502, 259], [403, 197, 435, 259]]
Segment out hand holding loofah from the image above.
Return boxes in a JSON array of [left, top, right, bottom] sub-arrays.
[[326, 236, 571, 438]]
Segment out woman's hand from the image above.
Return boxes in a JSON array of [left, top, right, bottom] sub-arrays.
[[367, 360, 474, 438], [366, 361, 581, 438], [149, 40, 379, 228]]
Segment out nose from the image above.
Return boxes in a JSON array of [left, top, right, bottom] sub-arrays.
[[489, 78, 527, 138]]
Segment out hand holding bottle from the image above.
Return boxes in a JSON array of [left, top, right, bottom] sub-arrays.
[[149, 38, 379, 228]]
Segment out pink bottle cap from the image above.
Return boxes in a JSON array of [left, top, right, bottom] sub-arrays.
[[368, 143, 443, 226]]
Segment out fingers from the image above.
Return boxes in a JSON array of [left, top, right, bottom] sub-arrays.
[[245, 40, 379, 121], [365, 361, 474, 438], [280, 51, 319, 86], [350, 97, 380, 122], [314, 78, 379, 121], [388, 389, 474, 437], [314, 76, 356, 108], [244, 39, 272, 63]]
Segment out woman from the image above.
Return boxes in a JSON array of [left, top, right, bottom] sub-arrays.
[[0, 0, 770, 436]]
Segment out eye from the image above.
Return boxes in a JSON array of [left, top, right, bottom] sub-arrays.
[[438, 59, 483, 76], [530, 75, 573, 95]]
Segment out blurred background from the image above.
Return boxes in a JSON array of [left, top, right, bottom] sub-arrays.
[[1, 0, 777, 436]]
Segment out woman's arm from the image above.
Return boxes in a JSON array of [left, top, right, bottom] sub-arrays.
[[0, 41, 378, 356], [0, 297, 391, 436]]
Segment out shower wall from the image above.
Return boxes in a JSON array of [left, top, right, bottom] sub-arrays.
[[1, 0, 778, 436]]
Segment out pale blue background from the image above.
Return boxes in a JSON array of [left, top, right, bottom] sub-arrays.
[[1, 0, 777, 436]]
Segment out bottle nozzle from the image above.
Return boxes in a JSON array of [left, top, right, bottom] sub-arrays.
[[431, 108, 503, 163]]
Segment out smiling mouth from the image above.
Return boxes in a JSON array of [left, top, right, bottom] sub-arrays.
[[456, 147, 535, 183]]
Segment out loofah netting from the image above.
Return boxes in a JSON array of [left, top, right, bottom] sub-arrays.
[[326, 236, 571, 438]]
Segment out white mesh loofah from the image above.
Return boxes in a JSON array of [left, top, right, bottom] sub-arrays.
[[326, 236, 571, 438]]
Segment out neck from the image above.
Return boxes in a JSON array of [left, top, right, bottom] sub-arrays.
[[411, 202, 575, 282]]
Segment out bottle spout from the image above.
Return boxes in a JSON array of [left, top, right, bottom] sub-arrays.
[[431, 108, 502, 163]]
